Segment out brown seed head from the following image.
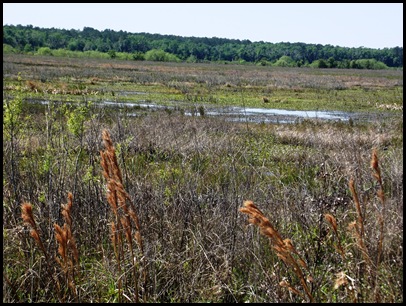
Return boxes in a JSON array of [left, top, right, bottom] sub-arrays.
[[324, 214, 337, 233], [21, 203, 36, 228]]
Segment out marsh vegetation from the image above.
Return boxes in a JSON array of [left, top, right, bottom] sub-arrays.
[[3, 54, 403, 302]]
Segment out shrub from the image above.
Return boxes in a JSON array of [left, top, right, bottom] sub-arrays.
[[273, 55, 296, 67], [36, 47, 53, 56], [144, 49, 181, 62]]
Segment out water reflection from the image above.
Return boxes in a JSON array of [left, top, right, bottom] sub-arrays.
[[200, 106, 350, 123], [23, 98, 382, 124]]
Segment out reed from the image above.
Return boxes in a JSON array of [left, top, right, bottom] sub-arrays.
[[322, 148, 389, 302], [324, 213, 346, 260], [20, 191, 81, 302], [21, 202, 62, 301], [53, 192, 79, 301], [100, 128, 145, 302], [239, 200, 314, 302], [370, 148, 385, 270], [240, 148, 392, 302], [21, 203, 49, 263], [347, 148, 387, 302]]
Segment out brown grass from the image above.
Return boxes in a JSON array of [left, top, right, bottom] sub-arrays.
[[21, 202, 62, 301], [240, 148, 392, 303], [100, 128, 145, 302], [53, 192, 79, 301], [239, 200, 314, 302]]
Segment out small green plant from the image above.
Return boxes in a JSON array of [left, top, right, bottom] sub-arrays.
[[3, 93, 24, 141], [66, 101, 92, 139]]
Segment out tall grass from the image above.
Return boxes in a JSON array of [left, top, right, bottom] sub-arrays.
[[239, 147, 398, 302], [239, 200, 314, 302], [3, 109, 402, 302], [20, 192, 80, 302], [100, 129, 145, 302]]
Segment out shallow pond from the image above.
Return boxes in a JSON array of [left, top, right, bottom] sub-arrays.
[[92, 100, 395, 124], [22, 97, 397, 124]]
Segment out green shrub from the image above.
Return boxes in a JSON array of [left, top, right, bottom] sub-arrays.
[[36, 47, 53, 56], [3, 43, 17, 54], [273, 55, 296, 67], [144, 49, 181, 62]]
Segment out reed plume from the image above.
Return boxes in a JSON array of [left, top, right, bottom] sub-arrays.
[[100, 129, 145, 302], [346, 148, 387, 302], [21, 202, 62, 300], [21, 203, 49, 261], [54, 192, 79, 301], [370, 148, 386, 302], [324, 213, 345, 259], [239, 200, 314, 302], [371, 148, 385, 267]]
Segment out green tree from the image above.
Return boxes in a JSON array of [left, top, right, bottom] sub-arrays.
[[327, 57, 337, 68], [312, 59, 328, 68], [23, 43, 33, 53], [2, 24, 403, 68], [3, 43, 16, 53], [144, 49, 180, 62]]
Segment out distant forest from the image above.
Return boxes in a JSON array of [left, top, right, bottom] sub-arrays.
[[3, 24, 403, 69]]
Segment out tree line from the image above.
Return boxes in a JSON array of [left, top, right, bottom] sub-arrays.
[[3, 24, 403, 69]]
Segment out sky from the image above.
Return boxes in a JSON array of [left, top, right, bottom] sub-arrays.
[[3, 3, 403, 49]]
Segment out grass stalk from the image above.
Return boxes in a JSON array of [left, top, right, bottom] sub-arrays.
[[100, 129, 145, 302], [21, 202, 62, 301], [54, 192, 79, 301], [239, 200, 314, 302]]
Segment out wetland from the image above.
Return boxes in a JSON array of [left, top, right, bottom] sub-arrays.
[[3, 54, 403, 303]]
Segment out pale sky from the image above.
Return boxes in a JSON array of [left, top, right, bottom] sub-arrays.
[[3, 3, 403, 49]]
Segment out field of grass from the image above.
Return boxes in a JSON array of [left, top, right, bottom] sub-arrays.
[[3, 54, 403, 302]]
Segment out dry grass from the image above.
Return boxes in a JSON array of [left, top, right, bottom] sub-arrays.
[[53, 192, 79, 301], [21, 193, 81, 302], [239, 147, 396, 303], [5, 117, 401, 302], [239, 200, 314, 302], [100, 129, 145, 302], [3, 58, 402, 302]]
